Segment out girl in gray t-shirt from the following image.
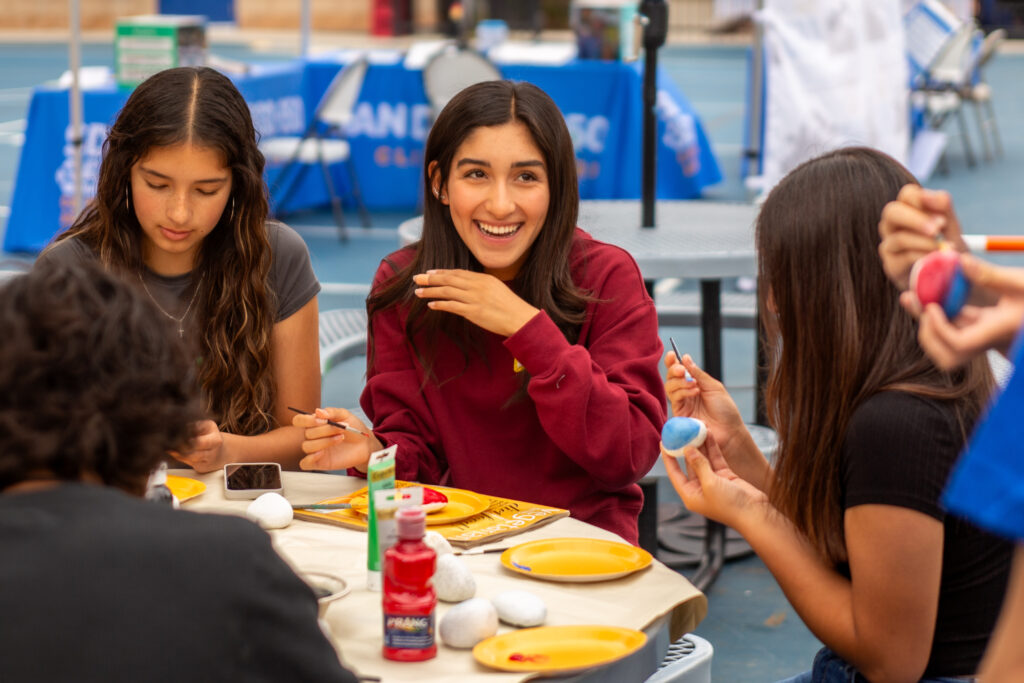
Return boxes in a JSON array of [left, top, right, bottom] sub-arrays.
[[38, 66, 321, 473]]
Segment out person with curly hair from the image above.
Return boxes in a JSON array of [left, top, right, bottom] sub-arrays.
[[37, 66, 320, 472], [0, 260, 357, 683]]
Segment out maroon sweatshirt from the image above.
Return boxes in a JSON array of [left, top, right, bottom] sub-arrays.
[[361, 229, 666, 544]]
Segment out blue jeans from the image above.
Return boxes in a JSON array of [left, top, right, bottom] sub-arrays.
[[773, 648, 974, 683]]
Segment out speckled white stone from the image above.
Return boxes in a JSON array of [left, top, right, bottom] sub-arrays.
[[245, 492, 293, 529], [434, 553, 476, 602], [439, 598, 499, 649], [491, 590, 547, 627], [423, 530, 454, 556]]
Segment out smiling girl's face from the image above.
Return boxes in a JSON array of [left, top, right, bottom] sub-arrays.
[[437, 121, 550, 281], [130, 142, 233, 275]]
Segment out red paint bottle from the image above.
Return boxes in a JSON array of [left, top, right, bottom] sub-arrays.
[[382, 506, 437, 661]]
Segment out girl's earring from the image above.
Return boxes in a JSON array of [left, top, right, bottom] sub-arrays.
[[228, 196, 235, 224], [124, 186, 131, 211]]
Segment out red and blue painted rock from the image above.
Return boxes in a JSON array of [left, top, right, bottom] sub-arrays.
[[910, 249, 970, 318]]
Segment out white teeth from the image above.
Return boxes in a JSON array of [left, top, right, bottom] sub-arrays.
[[477, 221, 519, 236]]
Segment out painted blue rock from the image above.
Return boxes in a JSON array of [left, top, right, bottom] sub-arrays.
[[661, 417, 707, 458]]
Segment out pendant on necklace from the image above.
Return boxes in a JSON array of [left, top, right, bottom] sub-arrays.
[[178, 325, 184, 338]]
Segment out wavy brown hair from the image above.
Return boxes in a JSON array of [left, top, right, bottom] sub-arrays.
[[0, 260, 201, 494], [52, 66, 276, 436], [757, 147, 993, 566], [367, 80, 590, 385]]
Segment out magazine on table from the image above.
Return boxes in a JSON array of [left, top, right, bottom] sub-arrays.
[[293, 480, 569, 549]]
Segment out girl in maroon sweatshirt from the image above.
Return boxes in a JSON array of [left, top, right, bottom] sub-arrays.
[[293, 80, 666, 544]]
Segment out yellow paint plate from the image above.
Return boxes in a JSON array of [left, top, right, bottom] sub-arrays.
[[473, 625, 647, 674], [500, 538, 652, 582], [166, 475, 206, 502], [347, 486, 491, 525]]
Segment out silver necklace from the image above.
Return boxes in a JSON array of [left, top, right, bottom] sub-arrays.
[[139, 273, 204, 338]]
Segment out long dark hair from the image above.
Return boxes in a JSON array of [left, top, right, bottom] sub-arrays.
[[53, 66, 276, 436], [367, 80, 590, 384], [757, 147, 993, 566]]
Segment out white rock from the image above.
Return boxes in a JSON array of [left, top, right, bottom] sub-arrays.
[[423, 530, 453, 556], [491, 590, 547, 627], [433, 553, 476, 602], [246, 492, 293, 529], [439, 598, 499, 649]]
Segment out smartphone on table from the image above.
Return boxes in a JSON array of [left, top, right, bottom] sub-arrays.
[[223, 463, 283, 500]]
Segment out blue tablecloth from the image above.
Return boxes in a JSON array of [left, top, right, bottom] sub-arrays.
[[4, 53, 721, 253], [5, 60, 308, 254]]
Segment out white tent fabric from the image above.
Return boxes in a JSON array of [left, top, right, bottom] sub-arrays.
[[757, 0, 909, 194]]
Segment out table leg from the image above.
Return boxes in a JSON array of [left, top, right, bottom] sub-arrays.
[[755, 298, 769, 425], [691, 279, 726, 593]]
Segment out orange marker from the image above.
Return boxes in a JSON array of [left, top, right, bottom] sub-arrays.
[[962, 235, 1024, 252]]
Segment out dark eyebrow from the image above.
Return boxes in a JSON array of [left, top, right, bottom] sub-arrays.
[[455, 158, 545, 169], [139, 165, 228, 184]]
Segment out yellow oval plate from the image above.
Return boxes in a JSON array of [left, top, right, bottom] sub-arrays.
[[166, 475, 206, 503], [348, 486, 491, 526], [500, 538, 653, 582], [473, 625, 647, 674]]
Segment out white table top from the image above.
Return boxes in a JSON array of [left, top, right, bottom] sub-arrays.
[[173, 469, 706, 683]]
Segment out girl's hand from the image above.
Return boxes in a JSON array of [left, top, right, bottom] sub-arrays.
[[170, 419, 226, 473], [878, 185, 966, 291], [293, 407, 380, 472], [664, 351, 746, 447], [661, 432, 768, 530], [413, 269, 540, 337]]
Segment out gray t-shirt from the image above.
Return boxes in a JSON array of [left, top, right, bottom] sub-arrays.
[[38, 220, 320, 329]]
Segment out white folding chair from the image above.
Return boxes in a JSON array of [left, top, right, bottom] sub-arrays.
[[914, 21, 981, 171], [959, 28, 1006, 161], [422, 45, 503, 118], [260, 55, 371, 241]]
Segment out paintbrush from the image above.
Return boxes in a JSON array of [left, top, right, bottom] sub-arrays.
[[287, 406, 373, 439], [668, 337, 694, 382], [453, 546, 512, 556], [291, 502, 354, 510]]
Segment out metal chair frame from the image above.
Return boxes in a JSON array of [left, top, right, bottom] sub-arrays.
[[319, 308, 368, 377], [261, 56, 372, 241]]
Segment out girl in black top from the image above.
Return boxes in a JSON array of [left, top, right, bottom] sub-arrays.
[[663, 147, 1011, 681]]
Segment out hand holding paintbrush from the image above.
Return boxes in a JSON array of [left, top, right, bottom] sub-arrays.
[[289, 406, 381, 473], [287, 406, 373, 439]]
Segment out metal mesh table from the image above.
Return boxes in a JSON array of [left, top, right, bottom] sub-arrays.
[[579, 200, 760, 593]]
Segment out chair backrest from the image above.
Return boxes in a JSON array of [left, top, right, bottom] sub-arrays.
[[316, 55, 369, 130], [927, 22, 979, 85], [974, 27, 1006, 73], [904, 0, 963, 83], [422, 47, 502, 114]]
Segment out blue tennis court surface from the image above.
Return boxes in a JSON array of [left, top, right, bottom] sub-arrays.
[[2, 31, 1022, 680]]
